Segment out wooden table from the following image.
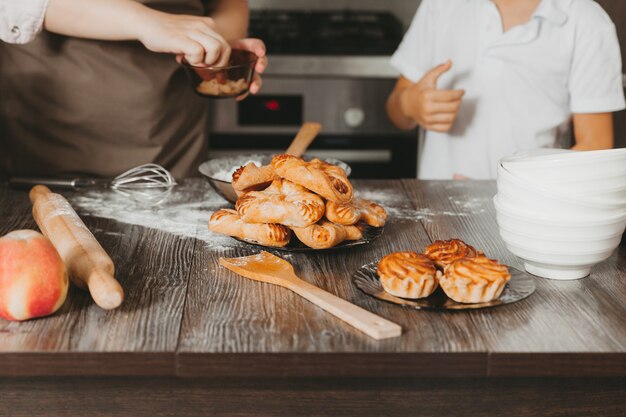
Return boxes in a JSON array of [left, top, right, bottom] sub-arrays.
[[1, 179, 625, 416]]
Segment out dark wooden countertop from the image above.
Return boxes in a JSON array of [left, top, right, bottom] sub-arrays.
[[0, 179, 624, 378]]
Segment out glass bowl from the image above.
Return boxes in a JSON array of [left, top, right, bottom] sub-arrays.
[[181, 49, 257, 98]]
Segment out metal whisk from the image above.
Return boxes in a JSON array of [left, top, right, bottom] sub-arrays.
[[110, 164, 177, 192], [9, 163, 177, 194]]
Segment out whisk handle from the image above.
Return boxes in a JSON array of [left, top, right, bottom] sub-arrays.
[[9, 177, 106, 190]]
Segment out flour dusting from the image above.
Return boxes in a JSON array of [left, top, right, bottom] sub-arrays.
[[356, 188, 474, 222], [68, 180, 244, 250], [66, 181, 480, 246], [448, 196, 491, 214]]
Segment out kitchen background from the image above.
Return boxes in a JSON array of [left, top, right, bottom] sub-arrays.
[[207, 0, 626, 179]]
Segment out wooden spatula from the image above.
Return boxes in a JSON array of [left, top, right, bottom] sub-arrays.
[[285, 122, 322, 157], [219, 251, 402, 340]]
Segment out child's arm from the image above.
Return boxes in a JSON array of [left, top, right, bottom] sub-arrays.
[[386, 61, 465, 132], [44, 0, 231, 66], [567, 2, 624, 145], [571, 113, 614, 151]]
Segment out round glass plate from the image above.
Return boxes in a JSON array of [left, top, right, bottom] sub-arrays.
[[233, 225, 384, 253], [353, 262, 535, 310]]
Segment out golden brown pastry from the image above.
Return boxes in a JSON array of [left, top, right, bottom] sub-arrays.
[[423, 239, 483, 269], [291, 220, 363, 249], [440, 257, 511, 304], [271, 154, 353, 203], [377, 252, 440, 299], [308, 158, 348, 177], [232, 163, 276, 196], [326, 198, 387, 227], [236, 179, 325, 227], [208, 209, 291, 247]]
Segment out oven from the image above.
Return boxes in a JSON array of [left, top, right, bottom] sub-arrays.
[[207, 9, 418, 179]]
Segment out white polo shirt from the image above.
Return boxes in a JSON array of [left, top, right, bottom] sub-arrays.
[[391, 0, 626, 179]]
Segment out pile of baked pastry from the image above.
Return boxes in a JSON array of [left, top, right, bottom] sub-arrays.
[[209, 154, 387, 249], [377, 239, 511, 304]]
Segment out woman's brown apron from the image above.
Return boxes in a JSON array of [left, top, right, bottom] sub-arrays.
[[0, 0, 212, 179]]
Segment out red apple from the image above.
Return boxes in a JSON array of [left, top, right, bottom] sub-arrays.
[[0, 230, 69, 321]]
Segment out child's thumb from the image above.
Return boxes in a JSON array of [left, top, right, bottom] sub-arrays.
[[422, 60, 452, 89]]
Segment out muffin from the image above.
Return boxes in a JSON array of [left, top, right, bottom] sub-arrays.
[[377, 252, 441, 299], [439, 257, 511, 304], [423, 239, 483, 269]]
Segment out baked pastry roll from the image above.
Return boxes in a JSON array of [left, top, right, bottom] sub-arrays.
[[232, 163, 276, 196], [377, 252, 440, 299], [423, 239, 483, 269], [208, 209, 291, 247], [326, 198, 387, 227], [440, 257, 511, 304], [236, 179, 325, 227], [308, 158, 348, 177], [291, 220, 363, 249], [271, 154, 353, 203]]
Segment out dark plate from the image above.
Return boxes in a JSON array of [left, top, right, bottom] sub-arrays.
[[353, 262, 535, 310], [233, 225, 384, 252]]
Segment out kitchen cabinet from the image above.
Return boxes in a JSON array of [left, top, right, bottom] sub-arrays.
[[0, 180, 624, 415]]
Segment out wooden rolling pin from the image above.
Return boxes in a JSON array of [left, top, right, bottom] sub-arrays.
[[29, 185, 124, 309]]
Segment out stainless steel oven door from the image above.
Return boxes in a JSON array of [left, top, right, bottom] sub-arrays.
[[207, 76, 418, 178]]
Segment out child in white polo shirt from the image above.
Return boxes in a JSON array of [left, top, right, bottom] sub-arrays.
[[386, 0, 625, 179]]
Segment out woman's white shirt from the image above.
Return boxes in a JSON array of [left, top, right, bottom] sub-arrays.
[[0, 0, 49, 44]]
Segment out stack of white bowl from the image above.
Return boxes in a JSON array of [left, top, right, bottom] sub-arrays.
[[494, 148, 626, 280]]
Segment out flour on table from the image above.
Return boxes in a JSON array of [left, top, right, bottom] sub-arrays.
[[355, 188, 472, 222], [448, 196, 491, 214], [67, 181, 480, 247], [68, 180, 244, 250]]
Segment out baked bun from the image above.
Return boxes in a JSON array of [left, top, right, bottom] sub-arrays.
[[291, 220, 363, 249], [307, 158, 347, 177], [440, 257, 511, 304], [326, 198, 387, 227], [208, 209, 291, 247], [271, 154, 353, 203], [377, 252, 440, 299], [236, 179, 325, 227], [423, 239, 482, 269], [232, 163, 276, 196]]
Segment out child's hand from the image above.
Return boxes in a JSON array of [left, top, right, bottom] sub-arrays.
[[400, 60, 465, 132], [137, 11, 231, 66]]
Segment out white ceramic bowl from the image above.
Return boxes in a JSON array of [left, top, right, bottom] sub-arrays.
[[502, 158, 626, 204], [493, 197, 626, 239], [497, 164, 626, 218], [504, 147, 626, 163], [500, 240, 617, 280], [497, 228, 623, 254], [493, 196, 626, 280], [501, 148, 626, 183]]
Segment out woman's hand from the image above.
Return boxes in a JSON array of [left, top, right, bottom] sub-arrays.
[[136, 10, 232, 66], [229, 38, 267, 100]]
